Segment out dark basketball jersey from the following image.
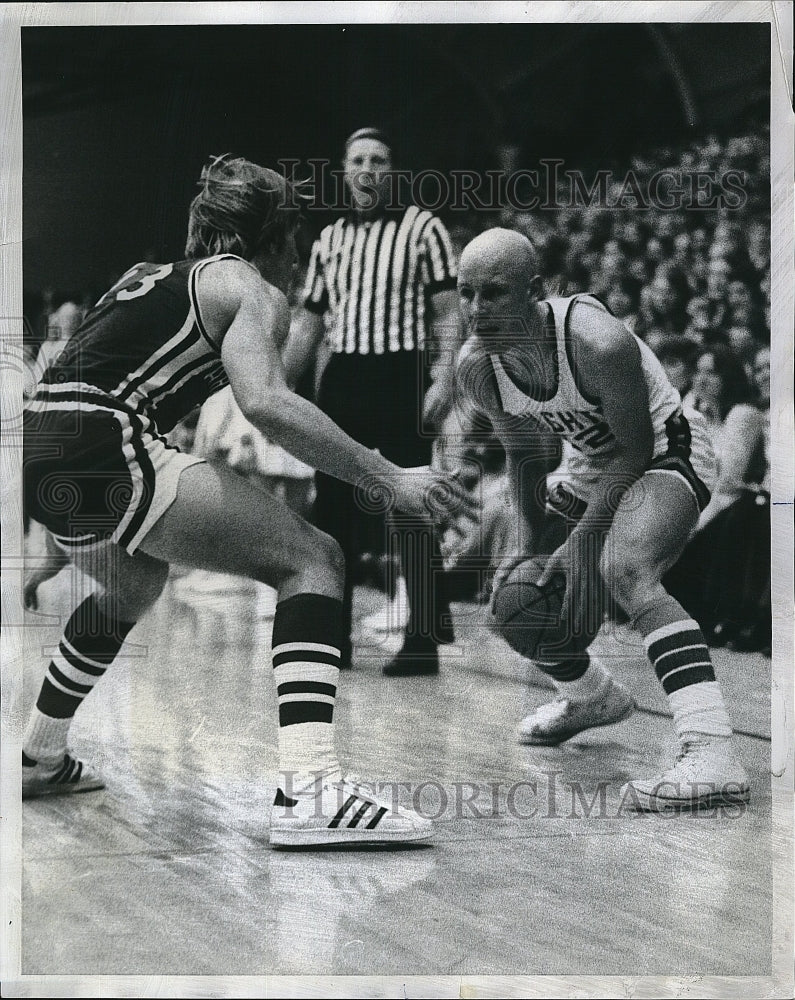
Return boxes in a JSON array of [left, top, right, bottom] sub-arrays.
[[36, 255, 239, 433]]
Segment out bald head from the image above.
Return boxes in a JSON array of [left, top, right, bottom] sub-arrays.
[[459, 228, 540, 280], [457, 228, 544, 338]]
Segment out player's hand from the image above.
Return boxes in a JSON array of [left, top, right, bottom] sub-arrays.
[[23, 574, 41, 611], [23, 539, 71, 611], [23, 565, 61, 611], [489, 551, 532, 614], [390, 465, 480, 530], [537, 535, 591, 637]]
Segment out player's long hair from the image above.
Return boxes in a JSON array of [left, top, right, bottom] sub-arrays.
[[185, 154, 300, 260]]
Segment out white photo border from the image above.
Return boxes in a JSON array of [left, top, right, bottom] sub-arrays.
[[1, 3, 792, 997]]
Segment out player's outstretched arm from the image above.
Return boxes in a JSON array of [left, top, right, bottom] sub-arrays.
[[198, 259, 476, 526], [281, 307, 325, 389]]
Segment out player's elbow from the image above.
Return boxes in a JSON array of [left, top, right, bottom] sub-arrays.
[[237, 386, 295, 436]]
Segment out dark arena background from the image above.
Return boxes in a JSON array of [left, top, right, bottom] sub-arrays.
[[24, 23, 769, 292], [7, 9, 793, 998]]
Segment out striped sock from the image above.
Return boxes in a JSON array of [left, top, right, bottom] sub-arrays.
[[23, 595, 135, 761], [271, 593, 343, 790], [634, 595, 732, 741]]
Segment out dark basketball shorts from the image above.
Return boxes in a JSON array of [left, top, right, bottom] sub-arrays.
[[24, 387, 204, 556]]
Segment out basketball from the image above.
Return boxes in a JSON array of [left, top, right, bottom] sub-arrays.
[[492, 556, 569, 660]]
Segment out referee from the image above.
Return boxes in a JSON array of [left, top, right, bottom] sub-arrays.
[[285, 127, 461, 675]]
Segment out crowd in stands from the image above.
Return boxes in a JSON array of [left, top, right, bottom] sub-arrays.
[[439, 130, 772, 651], [22, 129, 773, 651]]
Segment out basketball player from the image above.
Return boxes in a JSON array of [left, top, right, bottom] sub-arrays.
[[453, 228, 749, 811], [21, 154, 475, 846]]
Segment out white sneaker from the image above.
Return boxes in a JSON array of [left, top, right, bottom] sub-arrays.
[[269, 774, 433, 848], [22, 751, 105, 800], [620, 738, 751, 812], [519, 680, 636, 745]]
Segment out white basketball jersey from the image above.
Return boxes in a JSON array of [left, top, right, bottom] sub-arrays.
[[489, 294, 681, 462]]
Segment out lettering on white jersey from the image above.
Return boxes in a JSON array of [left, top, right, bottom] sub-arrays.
[[490, 353, 616, 454]]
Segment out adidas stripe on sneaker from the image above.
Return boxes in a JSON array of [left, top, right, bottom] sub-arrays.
[[22, 751, 105, 799], [269, 776, 433, 847]]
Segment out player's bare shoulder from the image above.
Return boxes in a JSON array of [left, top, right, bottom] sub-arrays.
[[567, 294, 642, 391], [195, 256, 289, 347], [568, 295, 633, 354]]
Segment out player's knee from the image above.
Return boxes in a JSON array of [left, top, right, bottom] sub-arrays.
[[313, 529, 345, 582], [285, 524, 345, 583], [600, 549, 652, 613], [108, 558, 169, 620]]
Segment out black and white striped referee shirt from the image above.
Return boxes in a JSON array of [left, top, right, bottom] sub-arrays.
[[302, 205, 457, 354]]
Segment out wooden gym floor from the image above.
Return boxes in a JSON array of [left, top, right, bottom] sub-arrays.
[[11, 546, 779, 983]]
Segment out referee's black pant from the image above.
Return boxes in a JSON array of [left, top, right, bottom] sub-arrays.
[[313, 349, 451, 663]]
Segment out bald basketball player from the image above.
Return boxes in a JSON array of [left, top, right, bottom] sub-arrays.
[[453, 227, 749, 811]]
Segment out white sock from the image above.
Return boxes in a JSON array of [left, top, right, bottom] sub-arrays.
[[23, 711, 71, 762], [551, 659, 612, 701], [274, 657, 342, 792], [271, 594, 345, 794], [277, 718, 341, 792], [669, 681, 733, 741]]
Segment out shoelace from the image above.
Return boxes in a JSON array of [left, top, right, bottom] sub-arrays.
[[342, 774, 403, 813], [340, 773, 379, 796]]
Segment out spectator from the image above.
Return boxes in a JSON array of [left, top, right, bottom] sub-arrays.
[[672, 231, 691, 270], [592, 239, 627, 296], [746, 220, 770, 277], [192, 386, 315, 517], [726, 279, 768, 347], [645, 235, 667, 268], [684, 343, 756, 429], [615, 218, 645, 257], [605, 275, 642, 332], [752, 344, 771, 413], [655, 336, 698, 397], [683, 296, 716, 345], [637, 263, 689, 337], [705, 258, 732, 329], [665, 344, 770, 650], [727, 324, 761, 371], [688, 253, 709, 296], [627, 256, 650, 285], [27, 297, 85, 394], [709, 221, 758, 285], [691, 228, 709, 254]]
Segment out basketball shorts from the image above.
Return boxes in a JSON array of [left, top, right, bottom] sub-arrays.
[[24, 386, 204, 556], [546, 406, 716, 523]]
